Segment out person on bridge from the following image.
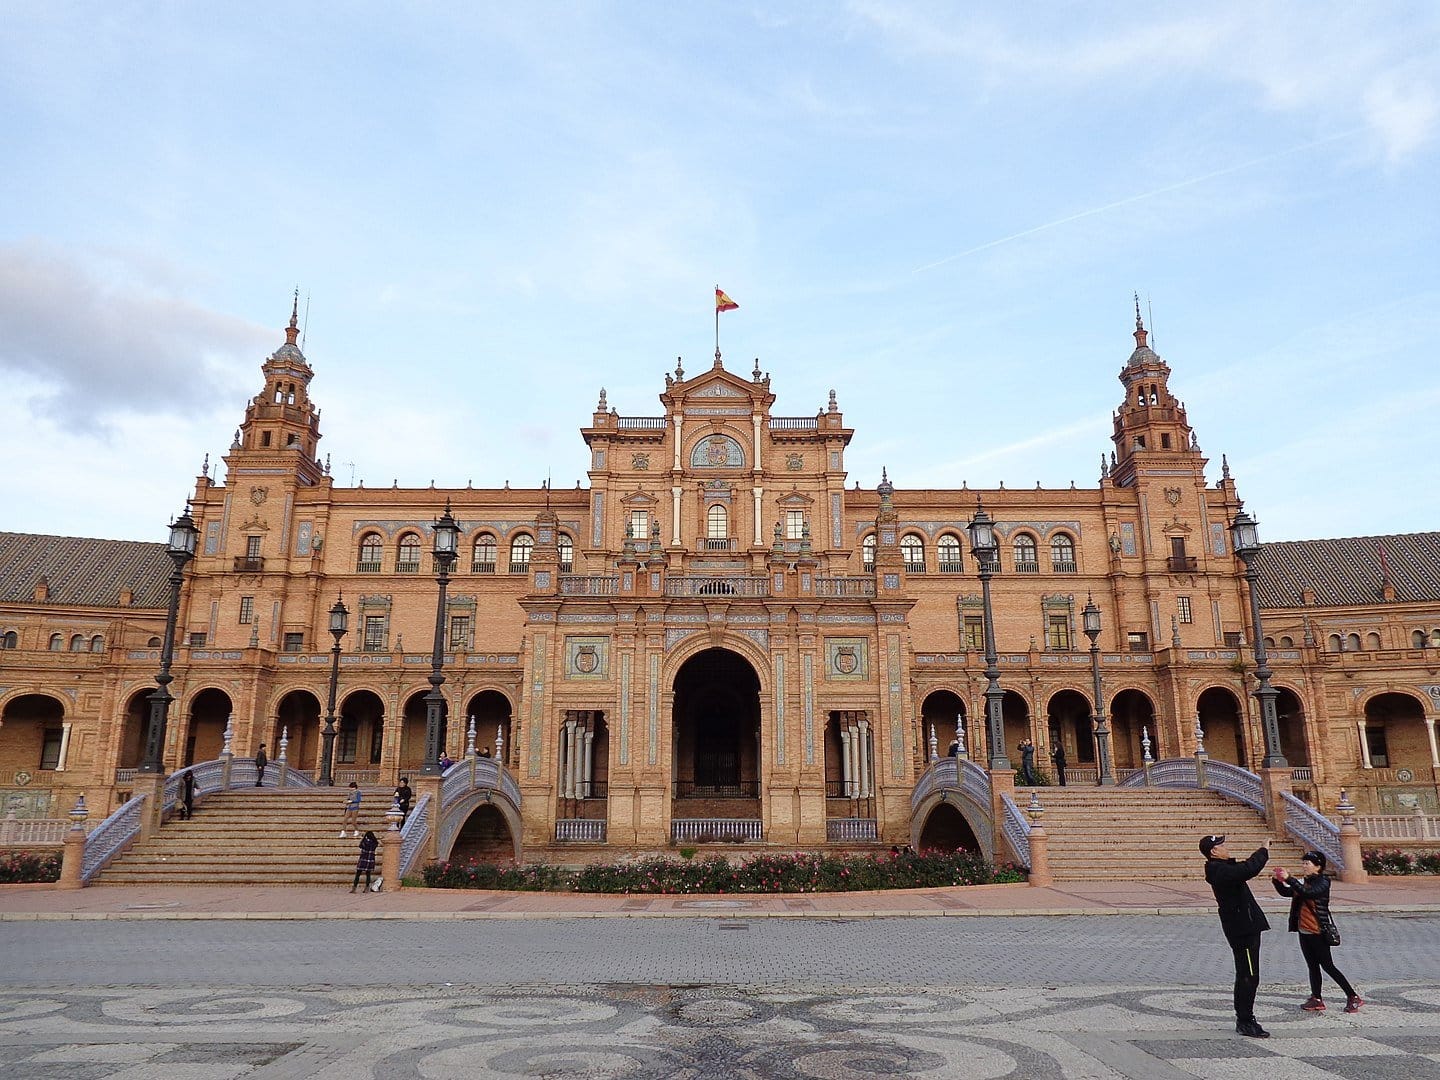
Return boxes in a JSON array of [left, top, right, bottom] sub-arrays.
[[1272, 850, 1363, 1013], [1202, 834, 1272, 1038], [254, 743, 268, 787], [351, 831, 378, 893]]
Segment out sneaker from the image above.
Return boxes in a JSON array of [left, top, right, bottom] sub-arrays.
[[338, 832, 347, 838], [351, 831, 360, 837], [1344, 996, 1364, 1013], [1301, 996, 1326, 1011], [1237, 1020, 1270, 1038]]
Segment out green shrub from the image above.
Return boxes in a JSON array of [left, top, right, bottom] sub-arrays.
[[0, 851, 62, 883], [420, 848, 1025, 893]]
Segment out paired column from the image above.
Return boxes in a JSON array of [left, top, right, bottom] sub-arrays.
[[840, 717, 873, 799], [560, 716, 595, 799]]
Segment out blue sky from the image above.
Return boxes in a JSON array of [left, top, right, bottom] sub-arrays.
[[1, 4, 1436, 544]]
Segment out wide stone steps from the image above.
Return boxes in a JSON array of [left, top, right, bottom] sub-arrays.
[[96, 789, 407, 887], [1022, 788, 1312, 880]]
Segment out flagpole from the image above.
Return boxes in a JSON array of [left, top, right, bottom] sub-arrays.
[[714, 283, 720, 360]]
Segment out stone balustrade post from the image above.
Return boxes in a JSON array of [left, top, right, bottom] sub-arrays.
[[58, 794, 89, 891], [1025, 792, 1052, 888], [380, 798, 403, 892], [1260, 767, 1293, 829], [1336, 790, 1368, 885]]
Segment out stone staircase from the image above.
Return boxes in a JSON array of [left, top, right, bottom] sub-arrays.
[[96, 788, 399, 886], [1028, 787, 1311, 881]]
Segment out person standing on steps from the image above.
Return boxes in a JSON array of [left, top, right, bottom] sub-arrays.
[[1051, 742, 1067, 786], [1018, 739, 1037, 785], [254, 743, 268, 787], [351, 830, 378, 893], [179, 769, 196, 819], [341, 781, 362, 837], [1202, 834, 1272, 1038], [1272, 850, 1363, 1014], [394, 777, 413, 825]]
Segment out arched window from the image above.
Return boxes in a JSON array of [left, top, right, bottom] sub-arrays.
[[558, 534, 574, 572], [472, 534, 497, 573], [358, 533, 384, 573], [901, 534, 924, 573], [70, 634, 85, 652], [1263, 636, 1276, 649], [862, 534, 876, 571], [1279, 636, 1294, 648], [1432, 628, 1440, 648], [1327, 634, 1343, 653], [1013, 534, 1038, 572], [49, 634, 63, 651], [937, 534, 963, 573], [147, 636, 162, 647], [707, 504, 728, 541], [1, 631, 17, 649], [1345, 633, 1362, 652], [396, 534, 422, 573], [509, 535, 533, 573], [1050, 533, 1076, 572], [1415, 629, 1428, 648], [89, 635, 104, 653], [1365, 632, 1382, 650]]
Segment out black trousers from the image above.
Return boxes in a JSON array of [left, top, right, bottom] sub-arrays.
[[1299, 933, 1355, 999], [1228, 933, 1263, 1022]]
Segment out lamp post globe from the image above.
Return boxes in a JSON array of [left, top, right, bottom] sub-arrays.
[[1081, 594, 1116, 785], [423, 502, 460, 776], [319, 595, 349, 786], [967, 504, 1010, 772], [140, 506, 198, 774], [1229, 509, 1287, 769]]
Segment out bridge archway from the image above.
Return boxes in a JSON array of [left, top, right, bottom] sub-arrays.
[[439, 790, 523, 864], [917, 801, 981, 853]]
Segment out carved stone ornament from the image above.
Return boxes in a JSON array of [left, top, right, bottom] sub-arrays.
[[785, 453, 803, 471], [632, 453, 650, 471], [834, 646, 858, 675], [574, 645, 599, 674], [250, 486, 269, 506], [1164, 487, 1182, 506], [239, 515, 270, 532]]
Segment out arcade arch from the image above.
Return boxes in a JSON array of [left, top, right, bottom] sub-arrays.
[[0, 693, 65, 772], [183, 688, 232, 766], [671, 648, 761, 809], [1197, 687, 1246, 766], [1109, 688, 1156, 770]]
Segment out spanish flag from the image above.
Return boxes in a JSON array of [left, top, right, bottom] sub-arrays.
[[715, 287, 739, 313]]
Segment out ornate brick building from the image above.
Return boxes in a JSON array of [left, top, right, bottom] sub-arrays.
[[2, 305, 1438, 859]]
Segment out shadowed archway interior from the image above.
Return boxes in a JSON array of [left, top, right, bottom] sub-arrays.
[[672, 647, 761, 799]]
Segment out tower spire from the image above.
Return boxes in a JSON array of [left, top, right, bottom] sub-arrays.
[[1133, 291, 1148, 349], [286, 287, 300, 346]]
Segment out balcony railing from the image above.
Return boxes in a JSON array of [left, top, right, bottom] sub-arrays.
[[1051, 560, 1077, 573], [697, 537, 738, 552], [665, 576, 769, 597], [556, 819, 607, 842], [471, 561, 496, 574], [356, 560, 382, 573], [938, 562, 966, 574], [826, 818, 878, 842], [1167, 555, 1198, 572], [769, 417, 819, 431], [617, 416, 667, 430], [1014, 560, 1039, 574], [560, 575, 619, 595], [903, 561, 925, 574], [509, 561, 530, 574], [673, 780, 760, 798], [671, 819, 763, 843], [395, 561, 421, 574], [815, 577, 875, 598], [232, 556, 265, 572]]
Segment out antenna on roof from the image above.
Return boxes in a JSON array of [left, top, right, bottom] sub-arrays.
[[343, 460, 357, 486], [301, 291, 312, 351], [1147, 294, 1155, 348]]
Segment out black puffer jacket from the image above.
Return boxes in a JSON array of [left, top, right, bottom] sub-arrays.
[[1204, 847, 1271, 939], [1272, 871, 1338, 936]]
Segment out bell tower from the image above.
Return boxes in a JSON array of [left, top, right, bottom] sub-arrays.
[[1109, 300, 1201, 489], [232, 293, 324, 485]]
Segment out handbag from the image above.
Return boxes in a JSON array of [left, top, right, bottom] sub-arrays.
[[1323, 921, 1341, 947]]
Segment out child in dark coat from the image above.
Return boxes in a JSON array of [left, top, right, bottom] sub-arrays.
[[351, 831, 379, 893]]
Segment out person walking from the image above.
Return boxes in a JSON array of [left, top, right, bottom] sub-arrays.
[[1051, 742, 1067, 786], [394, 777, 413, 825], [1018, 739, 1037, 785], [179, 769, 196, 819], [1272, 850, 1363, 1013], [350, 831, 379, 893], [341, 781, 362, 837], [1202, 834, 1272, 1038], [254, 743, 268, 787]]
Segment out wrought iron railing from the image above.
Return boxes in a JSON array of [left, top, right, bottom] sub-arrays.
[[665, 576, 769, 597], [769, 417, 818, 430], [80, 794, 146, 883], [673, 780, 760, 798], [999, 793, 1031, 868], [1282, 792, 1343, 870], [671, 819, 763, 843], [826, 818, 878, 842], [815, 577, 876, 598], [556, 819, 607, 842], [1290, 766, 1313, 782], [471, 561, 497, 574], [356, 560, 383, 573], [1051, 560, 1077, 573], [399, 793, 432, 877]]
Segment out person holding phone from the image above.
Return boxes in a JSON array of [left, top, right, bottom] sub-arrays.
[[1272, 850, 1362, 1013], [1202, 834, 1272, 1038]]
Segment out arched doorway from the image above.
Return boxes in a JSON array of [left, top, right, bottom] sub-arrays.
[[0, 694, 66, 779], [1001, 689, 1031, 763], [920, 690, 967, 760], [450, 804, 516, 864], [116, 690, 150, 775], [1046, 689, 1094, 774], [184, 689, 232, 766], [399, 691, 432, 773], [918, 802, 981, 853], [338, 689, 385, 780], [1110, 689, 1156, 771], [1276, 687, 1310, 768], [672, 648, 761, 818], [463, 689, 512, 764], [1363, 692, 1429, 772], [1197, 687, 1246, 767], [273, 690, 321, 773]]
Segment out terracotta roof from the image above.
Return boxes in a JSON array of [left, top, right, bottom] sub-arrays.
[[1253, 532, 1440, 609], [0, 532, 171, 609]]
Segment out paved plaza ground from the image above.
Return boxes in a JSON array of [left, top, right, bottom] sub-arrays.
[[2, 881, 1438, 1078]]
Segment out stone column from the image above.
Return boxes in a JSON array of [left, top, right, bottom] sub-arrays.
[[671, 487, 682, 546], [1025, 795, 1052, 887], [1424, 716, 1439, 769], [752, 487, 764, 546], [840, 728, 853, 798], [858, 719, 872, 799], [582, 728, 594, 798], [380, 801, 403, 892], [1336, 790, 1367, 885], [1357, 719, 1372, 769]]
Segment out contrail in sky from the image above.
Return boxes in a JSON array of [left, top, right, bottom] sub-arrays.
[[911, 129, 1363, 274]]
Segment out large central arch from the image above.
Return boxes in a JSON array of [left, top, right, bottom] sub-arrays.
[[671, 647, 761, 804]]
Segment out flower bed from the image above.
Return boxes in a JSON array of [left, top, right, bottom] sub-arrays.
[[422, 849, 1025, 893], [0, 851, 62, 884], [1361, 848, 1440, 875]]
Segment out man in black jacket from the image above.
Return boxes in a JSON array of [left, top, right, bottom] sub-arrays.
[[1201, 834, 1272, 1037]]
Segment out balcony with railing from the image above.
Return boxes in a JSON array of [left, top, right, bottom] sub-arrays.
[[697, 537, 738, 552], [471, 561, 496, 574], [938, 561, 965, 574], [665, 576, 769, 597], [617, 416, 667, 430], [509, 561, 530, 574], [395, 560, 421, 575], [560, 575, 620, 596], [1014, 560, 1039, 574], [1167, 555, 1198, 572], [232, 556, 265, 572], [356, 559, 382, 573], [768, 417, 819, 431], [1051, 560, 1077, 573], [815, 577, 875, 598]]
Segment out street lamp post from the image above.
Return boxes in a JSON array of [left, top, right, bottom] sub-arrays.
[[1230, 509, 1287, 769], [967, 504, 1011, 771], [422, 502, 460, 776], [319, 596, 349, 786], [140, 506, 198, 773], [1082, 595, 1116, 786]]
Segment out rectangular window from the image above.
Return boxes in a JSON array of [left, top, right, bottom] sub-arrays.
[[363, 616, 387, 652], [246, 536, 262, 558], [1223, 631, 1243, 647], [1126, 631, 1149, 652], [40, 727, 64, 770], [629, 510, 648, 542], [282, 632, 305, 652], [785, 511, 805, 540], [1046, 615, 1071, 651], [188, 632, 207, 648], [965, 616, 985, 651], [238, 596, 254, 624], [1177, 596, 1193, 624], [449, 615, 472, 650]]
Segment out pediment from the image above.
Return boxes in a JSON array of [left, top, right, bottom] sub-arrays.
[[777, 491, 814, 507], [619, 490, 659, 507], [691, 379, 747, 398]]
